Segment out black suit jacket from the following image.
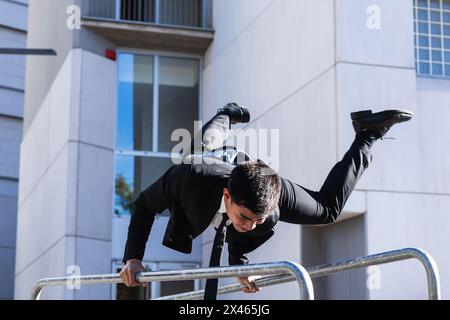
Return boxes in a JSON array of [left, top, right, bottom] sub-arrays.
[[123, 160, 334, 265]]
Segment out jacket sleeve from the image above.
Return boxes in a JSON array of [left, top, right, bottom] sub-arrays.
[[228, 243, 249, 266], [122, 164, 189, 264], [227, 230, 275, 266]]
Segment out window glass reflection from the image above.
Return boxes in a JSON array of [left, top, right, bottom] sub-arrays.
[[414, 0, 450, 78], [115, 156, 174, 216], [158, 57, 199, 153], [117, 54, 154, 151]]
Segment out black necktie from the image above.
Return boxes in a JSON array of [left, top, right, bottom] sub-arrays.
[[204, 212, 228, 300]]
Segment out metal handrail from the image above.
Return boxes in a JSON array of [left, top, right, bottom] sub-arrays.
[[156, 247, 441, 300], [30, 261, 314, 300], [89, 0, 212, 30]]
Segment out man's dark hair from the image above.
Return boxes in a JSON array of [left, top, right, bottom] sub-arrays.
[[228, 160, 281, 216]]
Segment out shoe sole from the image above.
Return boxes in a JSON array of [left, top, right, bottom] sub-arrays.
[[351, 109, 413, 121]]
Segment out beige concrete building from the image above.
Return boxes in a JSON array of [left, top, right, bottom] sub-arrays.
[[10, 0, 450, 300]]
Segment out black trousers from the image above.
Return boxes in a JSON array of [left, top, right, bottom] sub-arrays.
[[188, 113, 375, 224]]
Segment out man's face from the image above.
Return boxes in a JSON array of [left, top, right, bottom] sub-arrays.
[[223, 188, 266, 233]]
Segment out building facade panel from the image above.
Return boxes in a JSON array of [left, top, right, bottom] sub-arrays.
[[366, 191, 450, 299]]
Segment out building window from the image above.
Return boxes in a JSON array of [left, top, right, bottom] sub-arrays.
[[414, 0, 450, 78], [114, 53, 200, 217]]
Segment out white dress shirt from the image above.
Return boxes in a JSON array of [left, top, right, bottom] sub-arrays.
[[210, 195, 232, 229]]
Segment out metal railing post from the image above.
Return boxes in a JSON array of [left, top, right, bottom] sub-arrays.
[[155, 0, 160, 24], [307, 247, 441, 300], [157, 247, 441, 300], [30, 248, 440, 300], [31, 261, 313, 300], [201, 0, 206, 28], [115, 0, 122, 20]]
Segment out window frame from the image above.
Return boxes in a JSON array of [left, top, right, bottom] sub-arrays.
[[113, 49, 203, 218], [414, 0, 450, 79]]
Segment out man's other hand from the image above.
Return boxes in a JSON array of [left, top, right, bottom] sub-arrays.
[[236, 276, 261, 294], [120, 259, 147, 287]]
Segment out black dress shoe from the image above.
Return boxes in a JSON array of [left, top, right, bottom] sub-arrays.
[[351, 109, 413, 138], [217, 103, 250, 124]]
